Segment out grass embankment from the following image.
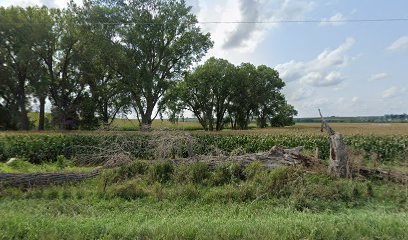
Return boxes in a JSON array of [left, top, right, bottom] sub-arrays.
[[1, 160, 407, 239]]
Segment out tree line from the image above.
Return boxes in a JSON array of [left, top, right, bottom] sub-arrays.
[[0, 0, 296, 131]]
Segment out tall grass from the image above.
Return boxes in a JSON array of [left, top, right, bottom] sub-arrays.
[[1, 161, 407, 239]]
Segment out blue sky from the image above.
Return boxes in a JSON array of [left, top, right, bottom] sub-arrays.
[[1, 0, 407, 117]]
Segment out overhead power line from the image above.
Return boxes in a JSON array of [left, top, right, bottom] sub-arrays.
[[1, 18, 408, 25], [198, 18, 408, 24]]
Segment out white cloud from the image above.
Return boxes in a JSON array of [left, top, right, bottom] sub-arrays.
[[351, 96, 359, 102], [386, 36, 408, 52], [186, 0, 200, 14], [276, 37, 355, 86], [0, 0, 41, 7], [0, 0, 81, 8], [369, 72, 388, 81], [290, 87, 314, 101], [320, 13, 346, 26], [382, 86, 407, 99], [198, 0, 315, 55]]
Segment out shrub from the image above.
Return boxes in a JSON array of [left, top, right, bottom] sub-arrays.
[[56, 155, 70, 170], [210, 163, 243, 186], [110, 179, 148, 200], [244, 161, 264, 180], [101, 161, 149, 186], [5, 157, 33, 171], [175, 183, 200, 201], [174, 162, 210, 185], [262, 167, 302, 197], [148, 161, 174, 183]]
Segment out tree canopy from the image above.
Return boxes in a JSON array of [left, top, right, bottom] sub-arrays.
[[165, 58, 297, 131], [0, 1, 296, 131]]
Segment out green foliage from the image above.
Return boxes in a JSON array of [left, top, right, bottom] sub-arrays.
[[244, 161, 264, 180], [148, 161, 174, 184], [101, 161, 149, 187], [210, 163, 243, 186], [262, 167, 301, 197], [110, 179, 148, 200], [174, 162, 210, 185], [56, 155, 70, 170], [4, 158, 33, 171], [169, 58, 296, 131]]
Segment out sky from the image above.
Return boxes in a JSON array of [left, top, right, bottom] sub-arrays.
[[1, 0, 407, 117]]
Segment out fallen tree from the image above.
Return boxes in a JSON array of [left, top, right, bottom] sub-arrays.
[[171, 145, 318, 170], [0, 170, 101, 188]]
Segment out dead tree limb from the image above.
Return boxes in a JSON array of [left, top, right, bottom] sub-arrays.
[[0, 170, 101, 189], [319, 109, 350, 178], [171, 146, 319, 170]]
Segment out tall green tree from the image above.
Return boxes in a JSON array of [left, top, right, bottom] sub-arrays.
[[252, 65, 285, 128], [76, 2, 131, 127], [0, 6, 42, 130], [228, 63, 258, 130], [36, 6, 85, 130], [166, 57, 236, 131], [27, 7, 55, 131], [270, 103, 297, 127], [86, 0, 213, 129], [0, 49, 19, 129]]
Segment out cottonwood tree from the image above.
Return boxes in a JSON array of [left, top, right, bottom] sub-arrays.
[[76, 2, 131, 127], [165, 57, 236, 131], [168, 59, 296, 131], [252, 65, 294, 128], [228, 63, 258, 130], [36, 7, 85, 130], [86, 0, 212, 129], [0, 7, 42, 130], [0, 51, 19, 129]]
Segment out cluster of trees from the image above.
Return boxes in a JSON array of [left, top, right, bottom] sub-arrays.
[[384, 114, 408, 122], [164, 58, 297, 130], [0, 0, 295, 131]]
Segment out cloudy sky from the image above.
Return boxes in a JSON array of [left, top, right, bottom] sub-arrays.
[[1, 0, 407, 117]]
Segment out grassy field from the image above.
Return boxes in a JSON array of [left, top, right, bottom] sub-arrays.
[[1, 159, 407, 239], [1, 199, 407, 239]]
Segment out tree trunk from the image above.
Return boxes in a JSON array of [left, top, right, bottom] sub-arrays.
[[38, 96, 46, 131], [328, 133, 349, 178], [16, 84, 29, 130], [258, 116, 267, 128], [319, 109, 350, 178], [140, 114, 152, 131]]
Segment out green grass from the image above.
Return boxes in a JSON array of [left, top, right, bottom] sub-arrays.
[[1, 161, 407, 239], [0, 199, 407, 240], [0, 160, 95, 174]]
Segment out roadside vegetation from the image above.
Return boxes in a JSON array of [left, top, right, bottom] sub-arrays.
[[1, 159, 407, 239]]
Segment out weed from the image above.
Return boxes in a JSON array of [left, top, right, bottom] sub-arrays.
[[148, 161, 174, 183], [110, 179, 148, 200], [243, 161, 264, 180], [174, 162, 210, 185]]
